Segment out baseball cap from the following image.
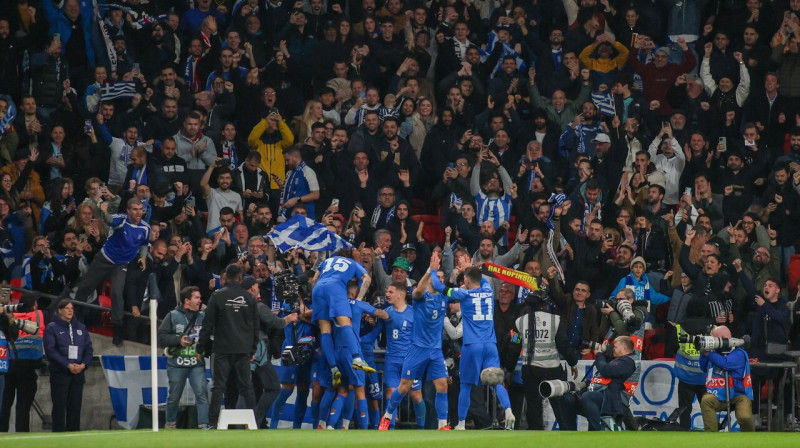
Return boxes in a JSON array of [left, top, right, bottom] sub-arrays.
[[592, 133, 611, 144]]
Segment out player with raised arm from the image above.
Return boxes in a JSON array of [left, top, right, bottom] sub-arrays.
[[431, 254, 515, 430], [379, 251, 452, 430], [311, 249, 374, 382]]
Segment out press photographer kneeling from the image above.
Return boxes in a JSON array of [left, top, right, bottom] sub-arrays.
[[698, 325, 755, 432], [559, 336, 636, 430]]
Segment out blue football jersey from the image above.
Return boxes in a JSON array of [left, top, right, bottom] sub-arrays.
[[384, 306, 414, 359], [317, 256, 367, 286], [412, 290, 448, 349], [434, 275, 496, 344]]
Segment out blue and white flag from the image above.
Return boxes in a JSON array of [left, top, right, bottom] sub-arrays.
[[591, 91, 616, 117], [0, 98, 16, 136], [101, 82, 136, 101], [267, 214, 354, 253], [100, 355, 313, 429], [479, 31, 526, 79]]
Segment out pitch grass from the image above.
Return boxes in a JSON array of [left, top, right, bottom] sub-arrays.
[[1, 430, 799, 447]]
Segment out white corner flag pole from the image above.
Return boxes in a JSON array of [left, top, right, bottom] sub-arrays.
[[149, 286, 159, 432]]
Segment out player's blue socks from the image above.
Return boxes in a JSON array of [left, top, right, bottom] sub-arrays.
[[341, 325, 362, 358], [369, 408, 380, 429], [270, 388, 293, 429], [458, 384, 472, 421], [318, 389, 336, 427], [327, 393, 346, 428], [341, 393, 355, 429], [311, 399, 320, 427], [413, 399, 426, 429], [385, 389, 404, 414], [293, 389, 309, 428], [357, 399, 369, 429], [435, 392, 448, 421], [320, 333, 337, 367], [495, 384, 511, 410]]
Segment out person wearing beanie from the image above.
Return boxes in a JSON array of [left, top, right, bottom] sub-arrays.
[[610, 256, 670, 305]]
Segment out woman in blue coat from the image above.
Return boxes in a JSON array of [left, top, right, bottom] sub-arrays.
[[43, 300, 93, 432]]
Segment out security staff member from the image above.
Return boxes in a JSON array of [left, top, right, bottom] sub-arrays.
[[673, 322, 706, 430], [699, 326, 755, 432], [158, 286, 209, 429], [43, 300, 93, 432], [561, 336, 636, 431], [0, 294, 44, 432], [514, 290, 579, 430], [197, 263, 259, 428]]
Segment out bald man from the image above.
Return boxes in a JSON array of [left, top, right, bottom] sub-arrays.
[[698, 326, 755, 431]]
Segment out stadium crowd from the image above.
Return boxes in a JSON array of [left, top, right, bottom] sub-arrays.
[[0, 0, 800, 433]]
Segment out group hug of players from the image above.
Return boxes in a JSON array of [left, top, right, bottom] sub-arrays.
[[279, 248, 515, 431]]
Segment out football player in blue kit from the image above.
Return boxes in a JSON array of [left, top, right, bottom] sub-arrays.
[[323, 282, 389, 429], [379, 282, 427, 429], [311, 249, 373, 379], [379, 251, 452, 430], [431, 254, 516, 430]]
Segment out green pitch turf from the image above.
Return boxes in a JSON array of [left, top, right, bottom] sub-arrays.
[[1, 430, 799, 447]]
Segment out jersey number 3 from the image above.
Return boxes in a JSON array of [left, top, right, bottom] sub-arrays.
[[472, 297, 493, 321]]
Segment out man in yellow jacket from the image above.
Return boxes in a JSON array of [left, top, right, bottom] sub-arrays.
[[248, 110, 294, 211]]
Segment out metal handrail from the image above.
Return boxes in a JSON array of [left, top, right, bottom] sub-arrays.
[[7, 285, 158, 322]]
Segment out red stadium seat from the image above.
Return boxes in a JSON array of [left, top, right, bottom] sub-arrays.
[[411, 215, 444, 243]]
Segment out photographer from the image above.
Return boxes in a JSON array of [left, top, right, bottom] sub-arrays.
[[0, 298, 20, 410], [242, 276, 299, 429], [560, 336, 637, 431], [0, 294, 44, 433], [599, 287, 648, 430], [699, 325, 755, 432], [157, 286, 210, 429], [514, 289, 580, 430]]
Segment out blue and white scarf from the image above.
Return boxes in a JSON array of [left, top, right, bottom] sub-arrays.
[[279, 161, 306, 218], [546, 193, 566, 283], [479, 31, 527, 79]]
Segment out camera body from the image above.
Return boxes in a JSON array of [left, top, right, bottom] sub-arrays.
[[603, 299, 641, 331], [281, 335, 315, 366]]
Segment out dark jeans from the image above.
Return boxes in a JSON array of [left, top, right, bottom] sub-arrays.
[[209, 353, 256, 425], [677, 381, 706, 429], [73, 253, 127, 325], [0, 360, 39, 432], [446, 375, 491, 428], [50, 370, 85, 432], [561, 390, 606, 431], [253, 363, 280, 426], [521, 365, 567, 430]]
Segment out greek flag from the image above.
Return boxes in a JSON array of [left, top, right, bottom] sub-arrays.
[[0, 98, 16, 136], [267, 214, 353, 253], [591, 91, 617, 117], [100, 355, 313, 429], [101, 82, 136, 101], [479, 31, 526, 79]]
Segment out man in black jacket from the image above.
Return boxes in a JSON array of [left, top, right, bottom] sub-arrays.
[[197, 263, 259, 428]]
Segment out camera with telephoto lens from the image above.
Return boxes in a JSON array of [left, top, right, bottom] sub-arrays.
[[13, 318, 39, 335], [581, 340, 608, 352], [281, 335, 315, 366], [603, 299, 641, 331], [678, 334, 750, 351], [3, 303, 24, 313], [540, 379, 588, 398]]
